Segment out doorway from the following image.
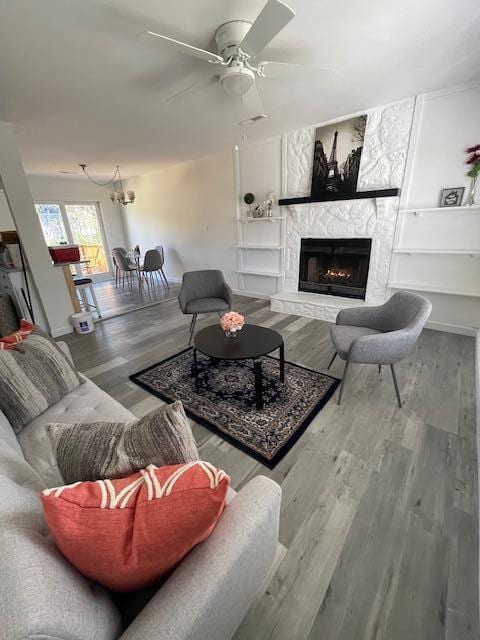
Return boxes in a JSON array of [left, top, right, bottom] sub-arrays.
[[35, 202, 112, 281]]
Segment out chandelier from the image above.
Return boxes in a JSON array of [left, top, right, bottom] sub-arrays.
[[79, 164, 136, 206]]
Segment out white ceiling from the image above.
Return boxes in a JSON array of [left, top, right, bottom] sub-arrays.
[[0, 0, 479, 178]]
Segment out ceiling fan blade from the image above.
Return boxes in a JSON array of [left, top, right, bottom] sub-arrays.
[[258, 60, 333, 80], [239, 0, 295, 58], [166, 74, 219, 102], [239, 85, 268, 125], [143, 31, 224, 64]]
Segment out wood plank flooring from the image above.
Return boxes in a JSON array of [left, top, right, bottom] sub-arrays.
[[62, 295, 479, 640], [91, 278, 179, 319]]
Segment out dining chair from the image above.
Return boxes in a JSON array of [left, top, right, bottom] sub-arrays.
[[141, 249, 167, 290], [155, 245, 169, 289], [328, 291, 432, 407], [112, 248, 139, 290]]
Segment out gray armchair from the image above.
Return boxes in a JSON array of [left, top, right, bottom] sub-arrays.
[[178, 269, 233, 343], [329, 291, 432, 407]]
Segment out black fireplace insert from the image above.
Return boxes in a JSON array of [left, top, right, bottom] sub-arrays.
[[298, 238, 372, 300]]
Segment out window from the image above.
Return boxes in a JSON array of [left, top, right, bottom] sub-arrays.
[[35, 202, 111, 279]]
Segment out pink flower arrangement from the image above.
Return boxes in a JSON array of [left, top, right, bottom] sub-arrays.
[[220, 311, 245, 335]]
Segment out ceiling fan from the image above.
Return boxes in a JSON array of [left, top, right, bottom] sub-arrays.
[[142, 0, 327, 125]]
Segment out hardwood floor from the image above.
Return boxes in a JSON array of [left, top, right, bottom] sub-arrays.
[[91, 277, 179, 319], [62, 295, 479, 640]]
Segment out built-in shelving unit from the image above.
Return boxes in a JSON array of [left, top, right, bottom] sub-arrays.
[[392, 248, 480, 255], [389, 282, 480, 298], [388, 205, 480, 304], [234, 212, 285, 296], [236, 216, 284, 223], [236, 269, 283, 278], [399, 205, 478, 216], [234, 244, 283, 250]]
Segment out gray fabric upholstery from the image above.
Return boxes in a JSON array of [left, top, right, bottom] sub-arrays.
[[0, 407, 121, 640], [0, 340, 282, 640], [155, 245, 165, 267], [18, 373, 136, 488], [331, 291, 432, 365], [178, 270, 233, 315], [185, 296, 230, 314], [119, 475, 281, 640], [331, 325, 381, 359], [0, 293, 20, 337], [142, 249, 162, 272], [113, 248, 137, 272], [0, 328, 83, 433], [47, 400, 199, 484]]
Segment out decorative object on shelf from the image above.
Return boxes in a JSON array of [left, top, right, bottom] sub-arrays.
[[252, 192, 277, 218], [220, 311, 245, 338], [243, 192, 255, 216], [79, 164, 136, 206], [439, 187, 465, 207], [311, 114, 367, 201], [465, 144, 480, 206]]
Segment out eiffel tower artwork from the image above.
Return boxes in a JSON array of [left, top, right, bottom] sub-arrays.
[[310, 115, 367, 201]]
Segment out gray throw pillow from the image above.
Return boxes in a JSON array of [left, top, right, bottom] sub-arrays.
[[0, 295, 20, 337], [0, 327, 83, 433], [46, 400, 199, 484]]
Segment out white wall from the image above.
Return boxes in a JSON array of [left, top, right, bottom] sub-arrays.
[[0, 121, 73, 336], [120, 149, 237, 287], [0, 189, 15, 230], [392, 82, 480, 333], [406, 83, 480, 208]]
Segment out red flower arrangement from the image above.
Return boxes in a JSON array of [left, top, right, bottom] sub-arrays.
[[465, 144, 480, 176]]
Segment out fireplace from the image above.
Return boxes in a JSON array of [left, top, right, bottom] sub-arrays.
[[298, 238, 372, 300]]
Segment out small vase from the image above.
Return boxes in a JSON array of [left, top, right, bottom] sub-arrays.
[[465, 175, 478, 206], [224, 329, 238, 338]]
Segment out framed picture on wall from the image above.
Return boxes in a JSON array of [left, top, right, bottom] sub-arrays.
[[310, 114, 367, 200], [439, 187, 465, 207]]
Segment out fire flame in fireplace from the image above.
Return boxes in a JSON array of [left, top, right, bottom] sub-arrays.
[[325, 268, 352, 280]]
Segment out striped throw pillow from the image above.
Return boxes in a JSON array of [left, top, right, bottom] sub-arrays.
[[0, 327, 83, 433], [46, 401, 199, 484], [41, 461, 230, 591]]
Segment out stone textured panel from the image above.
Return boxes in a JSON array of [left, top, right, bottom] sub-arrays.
[[280, 98, 414, 320]]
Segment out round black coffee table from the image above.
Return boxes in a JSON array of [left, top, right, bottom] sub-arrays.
[[193, 324, 285, 410]]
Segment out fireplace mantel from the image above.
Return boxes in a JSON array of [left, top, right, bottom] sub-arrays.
[[278, 188, 400, 206]]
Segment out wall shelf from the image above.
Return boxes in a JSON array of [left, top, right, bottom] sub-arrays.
[[278, 188, 400, 206], [236, 269, 283, 278], [234, 244, 283, 250], [236, 216, 284, 223], [388, 282, 480, 298], [399, 205, 480, 216], [392, 248, 480, 255]]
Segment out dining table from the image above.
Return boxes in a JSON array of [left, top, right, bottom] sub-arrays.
[[53, 260, 90, 313]]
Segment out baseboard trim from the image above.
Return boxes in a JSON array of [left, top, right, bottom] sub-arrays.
[[425, 320, 477, 336]]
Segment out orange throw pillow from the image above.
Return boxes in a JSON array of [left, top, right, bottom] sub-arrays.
[[0, 319, 34, 350], [41, 461, 230, 591]]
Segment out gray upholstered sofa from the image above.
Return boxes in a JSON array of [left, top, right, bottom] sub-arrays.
[[0, 340, 282, 640]]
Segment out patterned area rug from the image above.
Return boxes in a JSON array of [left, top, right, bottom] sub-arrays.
[[130, 348, 339, 469]]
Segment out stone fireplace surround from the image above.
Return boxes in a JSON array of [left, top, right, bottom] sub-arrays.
[[270, 98, 415, 322]]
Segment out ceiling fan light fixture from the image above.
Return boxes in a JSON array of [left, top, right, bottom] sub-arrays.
[[220, 66, 255, 96]]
